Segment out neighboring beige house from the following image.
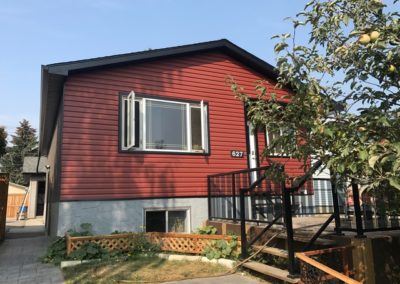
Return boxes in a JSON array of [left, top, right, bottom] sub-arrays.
[[23, 156, 47, 219]]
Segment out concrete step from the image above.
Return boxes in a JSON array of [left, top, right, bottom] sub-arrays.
[[242, 261, 300, 283], [252, 245, 288, 258]]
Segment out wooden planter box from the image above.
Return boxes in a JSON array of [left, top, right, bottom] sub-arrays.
[[65, 232, 241, 256]]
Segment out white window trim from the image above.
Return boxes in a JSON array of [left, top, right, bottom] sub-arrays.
[[200, 100, 206, 149], [265, 127, 291, 156], [144, 207, 191, 233], [127, 91, 135, 148], [121, 94, 208, 153]]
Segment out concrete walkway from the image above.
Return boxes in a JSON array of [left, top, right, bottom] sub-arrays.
[[6, 217, 46, 239], [165, 274, 263, 283], [0, 236, 64, 284]]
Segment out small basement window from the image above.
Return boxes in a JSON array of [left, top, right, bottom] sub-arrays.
[[121, 91, 209, 153], [145, 209, 188, 233]]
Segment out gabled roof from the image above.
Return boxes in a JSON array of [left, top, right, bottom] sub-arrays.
[[23, 156, 48, 174], [39, 39, 277, 154]]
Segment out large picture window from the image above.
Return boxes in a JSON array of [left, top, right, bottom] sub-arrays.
[[121, 91, 209, 153]]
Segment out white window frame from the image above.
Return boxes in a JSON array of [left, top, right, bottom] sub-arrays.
[[144, 208, 190, 233], [265, 127, 293, 156], [121, 94, 208, 153], [126, 91, 135, 148]]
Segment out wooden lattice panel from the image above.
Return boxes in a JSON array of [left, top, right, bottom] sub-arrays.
[[66, 232, 240, 256]]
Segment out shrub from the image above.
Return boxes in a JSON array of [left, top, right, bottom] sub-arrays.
[[128, 232, 160, 255], [41, 223, 94, 265], [40, 236, 67, 265], [203, 236, 239, 260], [69, 242, 109, 260], [111, 230, 131, 234], [195, 225, 217, 235], [41, 226, 160, 265]]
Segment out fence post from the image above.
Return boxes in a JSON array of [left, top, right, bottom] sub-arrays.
[[65, 233, 72, 256], [207, 176, 212, 220], [351, 180, 365, 238], [232, 174, 237, 223], [282, 166, 298, 277], [240, 189, 247, 258], [331, 175, 343, 235]]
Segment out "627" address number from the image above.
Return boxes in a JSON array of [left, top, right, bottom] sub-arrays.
[[231, 150, 244, 158]]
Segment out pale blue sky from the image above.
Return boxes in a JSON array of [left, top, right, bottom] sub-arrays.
[[0, 0, 306, 140]]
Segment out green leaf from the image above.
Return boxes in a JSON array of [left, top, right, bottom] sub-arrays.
[[337, 163, 345, 173], [349, 163, 357, 173], [324, 127, 334, 138], [274, 43, 288, 53], [87, 246, 98, 255], [343, 15, 349, 26], [389, 177, 400, 190], [393, 143, 400, 153], [393, 160, 400, 172], [368, 155, 379, 168], [358, 150, 368, 161]]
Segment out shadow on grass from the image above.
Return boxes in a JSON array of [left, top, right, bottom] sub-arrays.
[[63, 255, 166, 284], [63, 255, 228, 284]]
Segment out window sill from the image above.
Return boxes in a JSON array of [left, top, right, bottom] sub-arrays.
[[265, 154, 292, 158], [119, 149, 210, 156]]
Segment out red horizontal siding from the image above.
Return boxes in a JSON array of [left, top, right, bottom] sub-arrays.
[[60, 51, 300, 201]]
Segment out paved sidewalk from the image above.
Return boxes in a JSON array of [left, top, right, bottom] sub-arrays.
[[0, 236, 64, 284], [6, 217, 46, 239]]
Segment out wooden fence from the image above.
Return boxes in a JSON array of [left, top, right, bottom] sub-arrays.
[[6, 194, 28, 218], [66, 232, 241, 256], [0, 174, 9, 242]]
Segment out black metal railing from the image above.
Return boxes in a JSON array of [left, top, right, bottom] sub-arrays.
[[340, 182, 400, 236], [291, 178, 345, 216], [207, 163, 400, 278], [208, 162, 325, 277], [208, 166, 283, 224]]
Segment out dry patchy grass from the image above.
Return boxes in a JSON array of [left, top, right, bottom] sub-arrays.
[[63, 256, 229, 284]]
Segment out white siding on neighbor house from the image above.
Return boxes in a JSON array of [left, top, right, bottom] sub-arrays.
[[293, 164, 345, 214], [55, 197, 208, 236]]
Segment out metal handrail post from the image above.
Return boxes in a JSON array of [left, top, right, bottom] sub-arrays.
[[240, 189, 247, 258], [351, 180, 365, 238], [331, 175, 343, 235], [232, 174, 237, 222], [207, 176, 212, 220]]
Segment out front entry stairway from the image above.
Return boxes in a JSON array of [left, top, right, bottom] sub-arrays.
[[243, 227, 337, 283], [208, 162, 343, 283]]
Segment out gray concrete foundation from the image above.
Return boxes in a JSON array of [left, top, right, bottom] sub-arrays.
[[55, 197, 208, 236]]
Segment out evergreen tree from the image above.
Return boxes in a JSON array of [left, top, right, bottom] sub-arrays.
[[0, 127, 7, 158], [0, 119, 37, 184]]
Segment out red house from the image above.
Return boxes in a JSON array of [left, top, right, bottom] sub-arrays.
[[39, 39, 307, 236]]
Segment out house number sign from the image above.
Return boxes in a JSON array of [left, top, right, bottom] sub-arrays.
[[231, 150, 244, 158]]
